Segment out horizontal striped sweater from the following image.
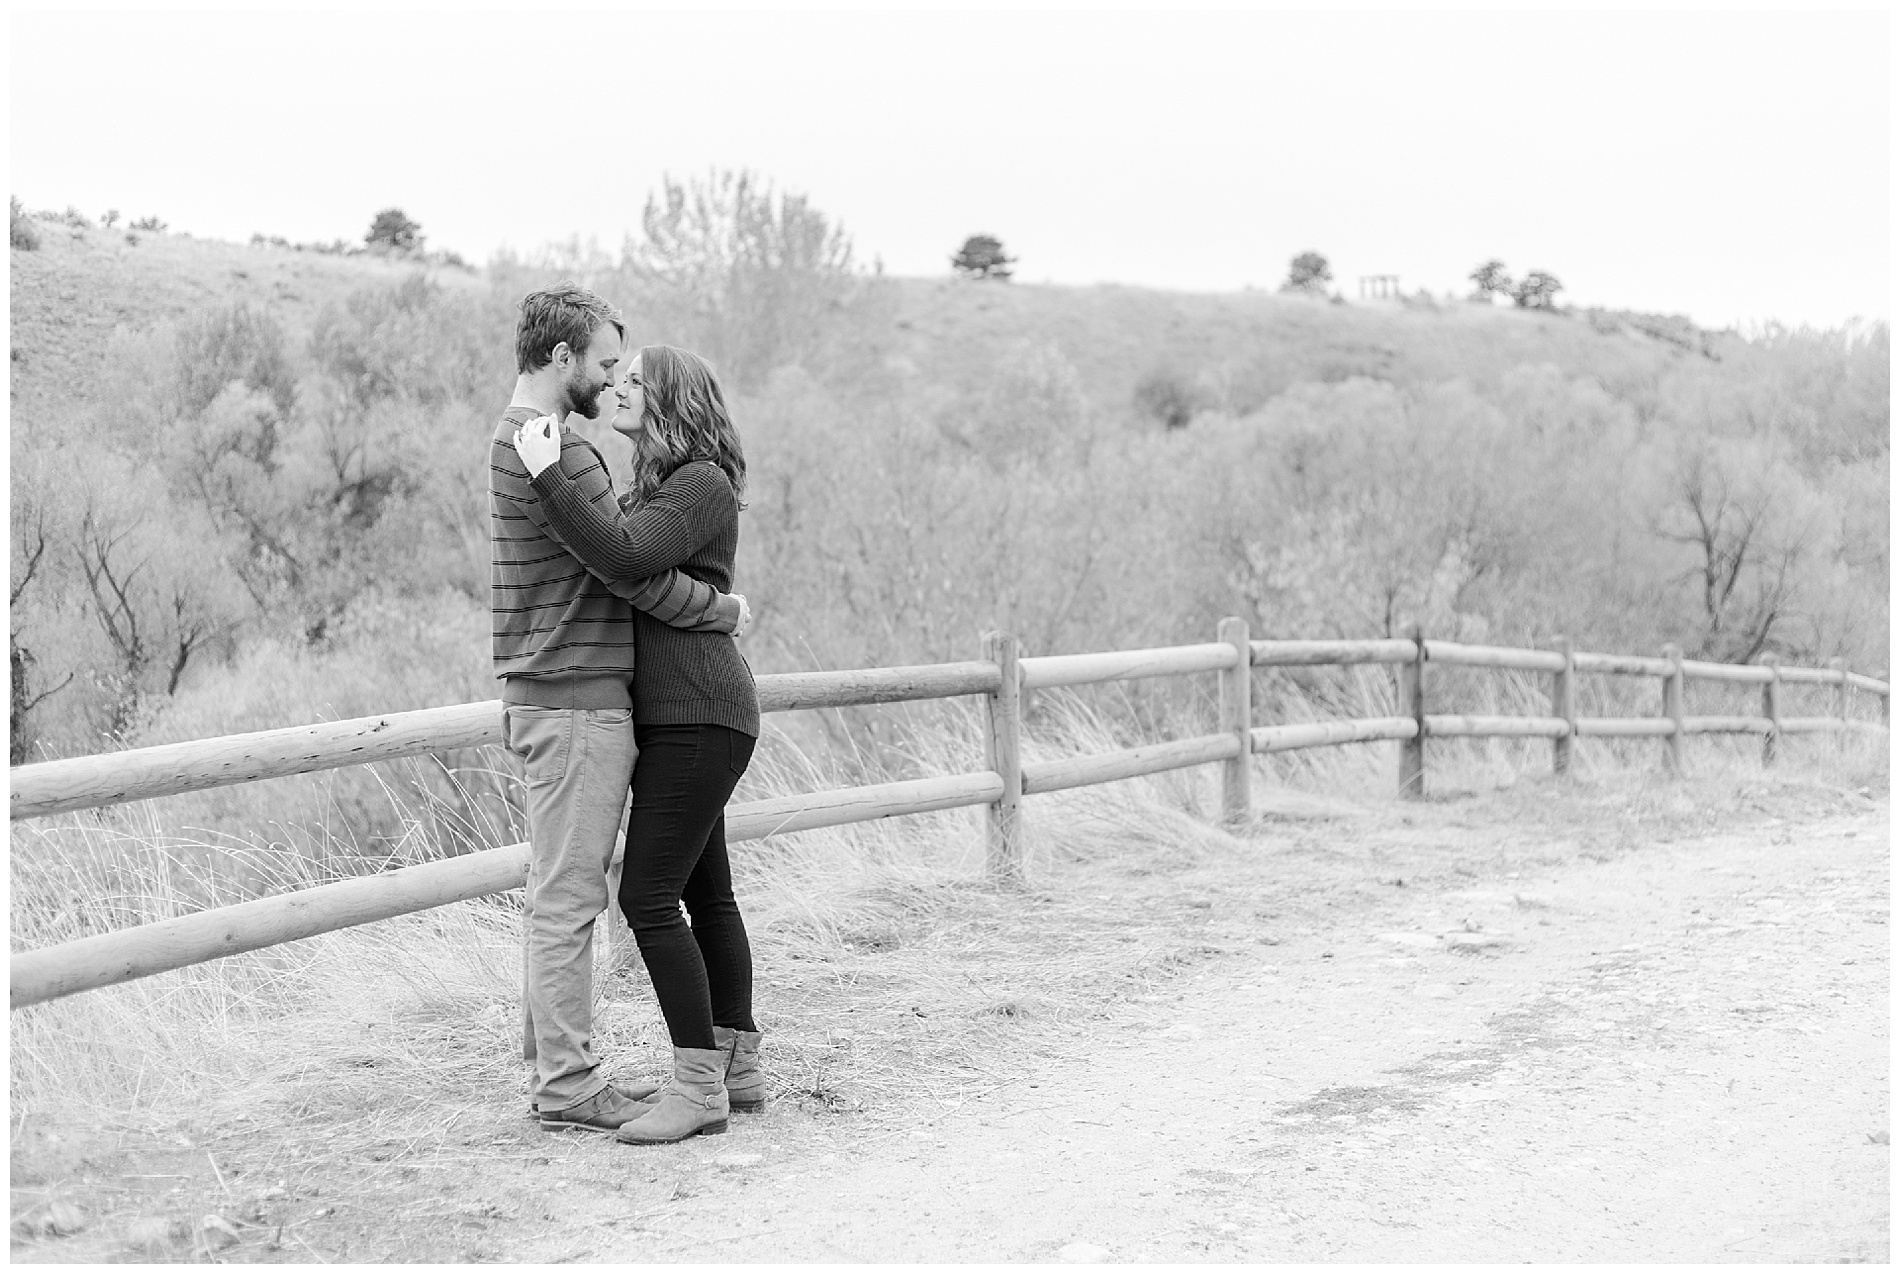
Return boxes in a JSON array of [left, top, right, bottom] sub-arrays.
[[531, 458, 760, 738], [489, 407, 741, 710]]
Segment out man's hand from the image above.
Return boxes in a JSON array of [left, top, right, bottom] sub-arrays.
[[731, 593, 753, 639], [512, 415, 562, 479]]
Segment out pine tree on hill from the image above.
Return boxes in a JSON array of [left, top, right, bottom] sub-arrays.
[[953, 234, 1015, 281], [365, 208, 423, 255]]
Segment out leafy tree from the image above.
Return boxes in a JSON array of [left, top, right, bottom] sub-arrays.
[[1511, 270, 1563, 310], [173, 302, 297, 420], [365, 207, 424, 254], [308, 274, 464, 408], [952, 234, 1015, 281], [1281, 251, 1331, 295], [1468, 259, 1512, 301]]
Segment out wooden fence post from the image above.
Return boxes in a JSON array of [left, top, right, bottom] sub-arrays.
[[1397, 622, 1426, 799], [1217, 616, 1253, 824], [1661, 644, 1684, 776], [981, 630, 1024, 884], [1762, 665, 1782, 768], [1831, 658, 1850, 741], [1552, 635, 1575, 777]]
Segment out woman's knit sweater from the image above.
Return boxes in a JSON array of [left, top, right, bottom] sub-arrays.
[[531, 459, 759, 738]]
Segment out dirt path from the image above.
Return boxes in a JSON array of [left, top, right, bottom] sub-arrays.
[[12, 787, 1889, 1262], [474, 797, 1888, 1263]]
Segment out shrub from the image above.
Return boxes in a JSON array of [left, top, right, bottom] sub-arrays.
[[10, 197, 39, 250], [1133, 370, 1207, 430], [129, 215, 167, 232]]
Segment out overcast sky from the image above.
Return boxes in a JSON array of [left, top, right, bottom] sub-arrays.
[[9, 7, 1889, 330]]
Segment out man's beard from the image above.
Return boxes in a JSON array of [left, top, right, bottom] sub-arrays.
[[563, 369, 605, 419]]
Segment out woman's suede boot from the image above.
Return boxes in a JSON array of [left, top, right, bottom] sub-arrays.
[[714, 1025, 767, 1112], [614, 1047, 730, 1145]]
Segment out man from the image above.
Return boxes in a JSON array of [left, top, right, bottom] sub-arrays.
[[490, 283, 749, 1132]]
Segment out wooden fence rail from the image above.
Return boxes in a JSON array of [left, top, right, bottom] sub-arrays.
[[10, 622, 1887, 1009]]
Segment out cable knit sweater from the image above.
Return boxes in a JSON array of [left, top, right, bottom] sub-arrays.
[[531, 458, 759, 738]]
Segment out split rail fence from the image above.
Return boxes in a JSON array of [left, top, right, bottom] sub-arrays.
[[10, 621, 1888, 1011]]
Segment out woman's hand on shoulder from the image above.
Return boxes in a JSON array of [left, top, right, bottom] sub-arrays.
[[512, 415, 562, 479]]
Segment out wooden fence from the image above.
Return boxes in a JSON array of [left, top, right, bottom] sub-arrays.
[[9, 622, 1887, 1010]]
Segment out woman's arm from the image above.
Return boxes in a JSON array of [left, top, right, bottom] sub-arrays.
[[622, 567, 748, 634], [502, 420, 744, 635], [527, 446, 736, 585]]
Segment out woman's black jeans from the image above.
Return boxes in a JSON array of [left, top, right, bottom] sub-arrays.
[[619, 722, 757, 1051]]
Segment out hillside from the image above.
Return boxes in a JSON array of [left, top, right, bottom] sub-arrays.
[[7, 225, 1889, 776], [14, 224, 1722, 426], [8, 223, 481, 420], [881, 273, 1724, 423]]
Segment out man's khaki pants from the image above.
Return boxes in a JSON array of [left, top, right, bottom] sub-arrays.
[[502, 706, 639, 1113]]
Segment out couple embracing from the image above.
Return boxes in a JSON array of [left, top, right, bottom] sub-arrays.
[[489, 284, 760, 1145]]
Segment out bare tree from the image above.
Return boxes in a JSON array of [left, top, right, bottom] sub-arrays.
[[621, 170, 858, 388], [75, 493, 236, 738], [1656, 436, 1818, 663], [9, 515, 73, 762]]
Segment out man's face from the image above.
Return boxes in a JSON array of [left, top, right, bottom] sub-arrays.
[[560, 324, 623, 420]]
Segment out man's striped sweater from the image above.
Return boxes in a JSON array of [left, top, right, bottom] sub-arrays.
[[489, 406, 739, 710]]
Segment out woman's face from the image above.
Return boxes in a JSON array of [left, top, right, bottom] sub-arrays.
[[610, 352, 645, 442]]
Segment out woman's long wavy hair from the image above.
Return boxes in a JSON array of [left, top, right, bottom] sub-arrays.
[[628, 345, 747, 506]]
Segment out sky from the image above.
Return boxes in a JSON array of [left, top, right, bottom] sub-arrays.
[[8, 6, 1890, 330]]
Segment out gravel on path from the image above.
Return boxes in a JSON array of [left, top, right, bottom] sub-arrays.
[[529, 805, 1888, 1263]]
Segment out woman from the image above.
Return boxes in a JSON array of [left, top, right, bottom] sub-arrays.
[[513, 344, 761, 1146]]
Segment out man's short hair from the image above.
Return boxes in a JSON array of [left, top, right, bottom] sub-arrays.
[[515, 284, 625, 374]]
